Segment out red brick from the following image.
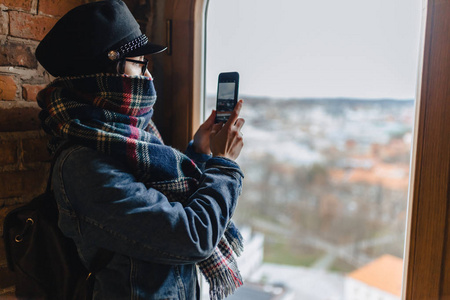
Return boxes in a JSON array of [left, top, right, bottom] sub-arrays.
[[9, 11, 58, 41], [38, 0, 86, 17], [0, 10, 8, 35], [0, 75, 17, 101], [0, 238, 6, 264], [0, 289, 15, 297], [0, 196, 22, 208], [0, 103, 41, 132], [0, 140, 18, 166], [22, 137, 50, 163], [0, 40, 38, 69], [0, 169, 47, 199], [22, 84, 46, 101], [1, 0, 32, 11]]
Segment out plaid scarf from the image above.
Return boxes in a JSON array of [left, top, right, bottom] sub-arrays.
[[37, 73, 243, 300]]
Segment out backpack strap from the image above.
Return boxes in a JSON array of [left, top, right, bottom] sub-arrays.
[[86, 248, 115, 282], [85, 248, 115, 298], [89, 248, 115, 275]]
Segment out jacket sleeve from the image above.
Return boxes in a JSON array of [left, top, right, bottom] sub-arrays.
[[184, 140, 212, 172], [53, 146, 243, 265]]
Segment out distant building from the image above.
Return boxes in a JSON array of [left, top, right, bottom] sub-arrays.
[[345, 254, 403, 300], [248, 263, 344, 299], [234, 226, 265, 279]]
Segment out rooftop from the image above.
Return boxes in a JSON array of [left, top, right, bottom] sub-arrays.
[[347, 254, 403, 297]]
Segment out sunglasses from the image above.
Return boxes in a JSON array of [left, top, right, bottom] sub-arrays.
[[119, 58, 149, 76]]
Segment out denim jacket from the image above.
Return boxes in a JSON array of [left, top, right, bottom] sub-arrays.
[[52, 141, 243, 300]]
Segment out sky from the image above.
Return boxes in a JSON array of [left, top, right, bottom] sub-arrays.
[[205, 0, 423, 100]]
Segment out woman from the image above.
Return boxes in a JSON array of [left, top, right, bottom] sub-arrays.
[[36, 1, 245, 299]]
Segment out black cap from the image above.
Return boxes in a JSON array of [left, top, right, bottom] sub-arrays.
[[35, 0, 166, 77]]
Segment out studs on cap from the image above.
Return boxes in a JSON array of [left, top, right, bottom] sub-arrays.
[[108, 50, 120, 61], [107, 35, 149, 61]]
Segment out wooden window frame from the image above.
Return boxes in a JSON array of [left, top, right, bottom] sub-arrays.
[[150, 0, 207, 150], [154, 0, 450, 298], [403, 0, 450, 299]]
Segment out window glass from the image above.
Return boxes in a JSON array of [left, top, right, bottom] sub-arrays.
[[204, 0, 422, 299]]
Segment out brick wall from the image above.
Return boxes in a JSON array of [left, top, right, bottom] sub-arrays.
[[0, 0, 155, 296]]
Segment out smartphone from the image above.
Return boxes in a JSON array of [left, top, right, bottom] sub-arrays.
[[215, 72, 239, 123]]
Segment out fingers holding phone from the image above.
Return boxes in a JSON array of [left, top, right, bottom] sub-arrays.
[[210, 100, 245, 161], [192, 110, 216, 154]]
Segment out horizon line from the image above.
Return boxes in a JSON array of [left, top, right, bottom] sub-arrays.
[[205, 94, 415, 102]]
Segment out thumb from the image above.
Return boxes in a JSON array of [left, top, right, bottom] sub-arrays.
[[200, 110, 216, 130]]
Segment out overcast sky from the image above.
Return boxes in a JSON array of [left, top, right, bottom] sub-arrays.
[[205, 0, 423, 100]]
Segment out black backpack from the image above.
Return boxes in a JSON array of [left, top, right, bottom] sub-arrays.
[[2, 144, 113, 299]]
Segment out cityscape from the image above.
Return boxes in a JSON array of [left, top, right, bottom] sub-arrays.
[[204, 95, 415, 299]]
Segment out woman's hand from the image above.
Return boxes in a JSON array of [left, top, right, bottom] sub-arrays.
[[192, 110, 216, 154], [210, 100, 245, 161]]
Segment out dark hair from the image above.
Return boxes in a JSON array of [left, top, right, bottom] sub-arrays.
[[102, 60, 121, 75], [88, 59, 125, 76]]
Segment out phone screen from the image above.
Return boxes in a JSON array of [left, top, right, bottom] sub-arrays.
[[216, 72, 239, 123]]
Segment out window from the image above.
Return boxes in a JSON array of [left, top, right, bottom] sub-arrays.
[[157, 0, 450, 298], [203, 0, 421, 299]]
